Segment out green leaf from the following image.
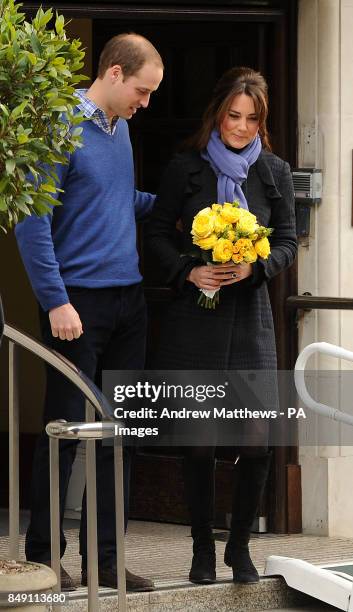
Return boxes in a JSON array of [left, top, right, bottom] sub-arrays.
[[17, 133, 29, 144], [33, 200, 51, 215], [38, 8, 53, 28], [41, 182, 57, 193], [27, 166, 39, 180], [32, 60, 46, 72], [27, 51, 37, 65], [0, 177, 9, 195], [0, 197, 8, 211], [52, 56, 65, 65], [55, 14, 65, 35], [30, 32, 42, 56], [9, 23, 16, 42], [0, 103, 9, 117], [24, 22, 33, 36], [10, 100, 28, 120], [47, 97, 67, 107], [6, 46, 14, 61], [18, 192, 34, 204], [17, 54, 29, 70], [5, 159, 15, 173], [72, 127, 83, 137], [37, 192, 59, 205], [14, 199, 31, 215]]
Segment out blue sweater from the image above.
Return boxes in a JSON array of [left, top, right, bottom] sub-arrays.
[[15, 119, 154, 311]]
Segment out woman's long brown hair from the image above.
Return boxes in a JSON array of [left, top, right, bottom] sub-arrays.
[[187, 67, 271, 151]]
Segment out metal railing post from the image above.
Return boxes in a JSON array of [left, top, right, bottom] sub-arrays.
[[8, 341, 19, 560], [85, 401, 99, 612], [49, 435, 61, 609], [45, 421, 126, 610], [114, 437, 127, 612]]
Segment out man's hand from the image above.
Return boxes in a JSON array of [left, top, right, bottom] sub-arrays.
[[49, 303, 83, 341]]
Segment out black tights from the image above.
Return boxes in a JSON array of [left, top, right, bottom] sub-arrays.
[[183, 447, 271, 540], [183, 447, 216, 536]]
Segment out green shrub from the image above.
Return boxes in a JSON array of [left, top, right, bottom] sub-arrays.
[[0, 0, 87, 230]]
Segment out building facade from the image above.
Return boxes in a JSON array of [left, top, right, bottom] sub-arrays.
[[1, 0, 353, 537]]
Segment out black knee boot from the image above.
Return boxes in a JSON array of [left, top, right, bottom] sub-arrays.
[[224, 453, 272, 583], [184, 447, 216, 584]]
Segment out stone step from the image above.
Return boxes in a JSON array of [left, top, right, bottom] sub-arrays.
[[61, 576, 314, 612], [1, 514, 352, 611]]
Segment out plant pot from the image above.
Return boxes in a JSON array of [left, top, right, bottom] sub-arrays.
[[0, 559, 58, 611]]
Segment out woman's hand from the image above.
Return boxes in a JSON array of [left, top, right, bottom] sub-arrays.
[[187, 262, 252, 290], [220, 262, 253, 286]]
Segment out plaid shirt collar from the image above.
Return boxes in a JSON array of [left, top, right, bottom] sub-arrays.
[[75, 89, 119, 135]]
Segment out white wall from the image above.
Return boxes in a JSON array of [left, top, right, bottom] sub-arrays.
[[298, 0, 353, 536]]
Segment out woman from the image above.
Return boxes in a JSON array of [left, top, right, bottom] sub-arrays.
[[147, 67, 297, 584]]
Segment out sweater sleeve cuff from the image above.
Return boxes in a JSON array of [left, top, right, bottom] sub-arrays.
[[167, 256, 203, 291], [245, 261, 267, 289], [38, 286, 70, 312]]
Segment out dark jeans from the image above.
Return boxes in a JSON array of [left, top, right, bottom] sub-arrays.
[[25, 284, 147, 569]]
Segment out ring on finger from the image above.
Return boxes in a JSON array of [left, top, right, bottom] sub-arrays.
[[231, 272, 238, 279]]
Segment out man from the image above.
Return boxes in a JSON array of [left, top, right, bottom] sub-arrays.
[[15, 33, 164, 592]]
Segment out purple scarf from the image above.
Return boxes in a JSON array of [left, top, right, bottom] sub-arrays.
[[202, 129, 262, 210]]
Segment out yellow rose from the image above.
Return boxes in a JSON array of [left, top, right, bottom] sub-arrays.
[[233, 238, 253, 255], [225, 229, 236, 242], [243, 244, 258, 263], [191, 207, 215, 238], [212, 238, 234, 263], [214, 214, 230, 234], [254, 237, 271, 259], [236, 210, 258, 234], [193, 233, 218, 250], [221, 203, 242, 224], [211, 203, 223, 213], [232, 253, 243, 264]]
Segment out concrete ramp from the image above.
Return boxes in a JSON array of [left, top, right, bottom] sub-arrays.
[[265, 555, 353, 611]]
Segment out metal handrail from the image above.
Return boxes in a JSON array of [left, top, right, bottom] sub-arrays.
[[294, 341, 353, 425], [3, 323, 115, 420], [2, 323, 126, 612], [46, 420, 119, 439], [287, 295, 353, 311]]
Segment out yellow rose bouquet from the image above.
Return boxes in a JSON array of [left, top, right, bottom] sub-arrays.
[[190, 201, 273, 308]]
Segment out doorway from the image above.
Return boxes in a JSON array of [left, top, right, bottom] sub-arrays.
[[89, 4, 299, 533]]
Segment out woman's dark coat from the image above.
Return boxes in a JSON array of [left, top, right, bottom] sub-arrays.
[[147, 149, 297, 373]]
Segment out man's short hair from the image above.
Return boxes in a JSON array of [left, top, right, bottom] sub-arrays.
[[98, 33, 163, 79]]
